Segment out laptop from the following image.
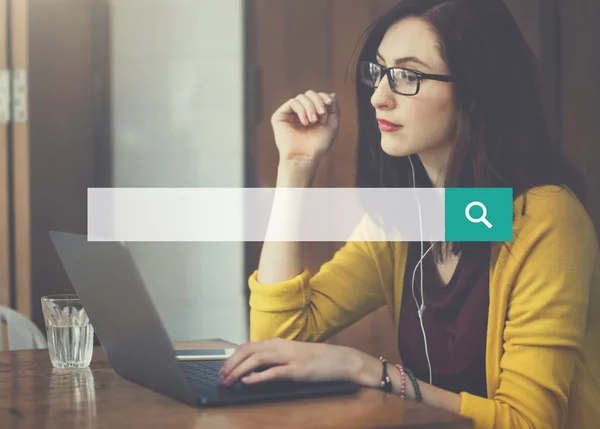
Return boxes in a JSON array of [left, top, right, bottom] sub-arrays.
[[48, 231, 360, 406]]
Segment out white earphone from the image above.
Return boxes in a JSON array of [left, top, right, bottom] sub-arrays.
[[408, 155, 435, 386]]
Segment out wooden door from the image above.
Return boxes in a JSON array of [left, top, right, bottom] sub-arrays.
[[0, 0, 111, 329], [24, 0, 111, 329]]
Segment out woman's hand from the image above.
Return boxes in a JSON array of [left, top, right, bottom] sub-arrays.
[[218, 338, 372, 387], [217, 338, 466, 415], [272, 90, 341, 164]]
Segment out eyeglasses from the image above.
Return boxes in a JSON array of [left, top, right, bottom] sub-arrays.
[[358, 60, 453, 96]]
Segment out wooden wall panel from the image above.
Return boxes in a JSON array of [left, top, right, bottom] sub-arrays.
[[253, 0, 336, 300], [251, 0, 400, 361], [9, 0, 31, 319]]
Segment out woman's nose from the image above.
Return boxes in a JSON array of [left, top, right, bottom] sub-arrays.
[[370, 75, 396, 110]]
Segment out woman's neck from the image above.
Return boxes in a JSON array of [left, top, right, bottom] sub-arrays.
[[417, 144, 453, 188]]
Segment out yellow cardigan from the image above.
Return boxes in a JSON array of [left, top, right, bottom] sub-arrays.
[[248, 185, 600, 429]]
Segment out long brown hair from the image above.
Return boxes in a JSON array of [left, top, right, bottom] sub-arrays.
[[353, 0, 586, 259]]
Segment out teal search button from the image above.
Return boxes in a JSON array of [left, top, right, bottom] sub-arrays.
[[445, 188, 513, 242]]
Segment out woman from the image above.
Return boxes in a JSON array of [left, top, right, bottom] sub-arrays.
[[219, 0, 600, 427]]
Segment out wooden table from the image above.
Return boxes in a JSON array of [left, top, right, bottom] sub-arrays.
[[0, 340, 473, 429]]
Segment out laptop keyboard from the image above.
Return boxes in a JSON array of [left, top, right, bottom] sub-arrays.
[[179, 360, 287, 392], [179, 360, 223, 387], [178, 359, 359, 403]]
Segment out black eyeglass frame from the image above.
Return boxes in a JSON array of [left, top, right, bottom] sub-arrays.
[[359, 60, 453, 96]]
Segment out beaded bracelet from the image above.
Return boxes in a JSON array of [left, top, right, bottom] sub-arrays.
[[403, 367, 422, 402], [394, 364, 406, 399], [378, 357, 393, 393], [393, 364, 407, 399]]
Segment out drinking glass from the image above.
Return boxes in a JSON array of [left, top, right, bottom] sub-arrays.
[[41, 294, 94, 368]]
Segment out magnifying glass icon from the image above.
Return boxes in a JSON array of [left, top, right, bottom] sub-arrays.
[[465, 201, 493, 228]]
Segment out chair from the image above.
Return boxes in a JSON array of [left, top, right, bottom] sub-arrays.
[[0, 306, 47, 351]]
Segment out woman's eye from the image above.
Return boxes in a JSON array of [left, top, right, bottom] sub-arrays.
[[400, 71, 418, 84]]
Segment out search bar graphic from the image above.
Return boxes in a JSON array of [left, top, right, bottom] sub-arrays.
[[88, 188, 513, 242]]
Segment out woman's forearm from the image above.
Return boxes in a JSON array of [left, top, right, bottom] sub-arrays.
[[256, 159, 320, 284], [416, 378, 462, 414], [350, 351, 462, 414]]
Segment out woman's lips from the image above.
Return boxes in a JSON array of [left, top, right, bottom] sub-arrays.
[[377, 119, 403, 132]]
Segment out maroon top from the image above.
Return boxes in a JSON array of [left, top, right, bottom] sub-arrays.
[[397, 242, 490, 398]]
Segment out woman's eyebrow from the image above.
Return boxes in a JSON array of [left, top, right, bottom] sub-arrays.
[[376, 52, 430, 68]]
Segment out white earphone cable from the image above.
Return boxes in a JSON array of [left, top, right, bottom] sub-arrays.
[[408, 155, 434, 386]]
